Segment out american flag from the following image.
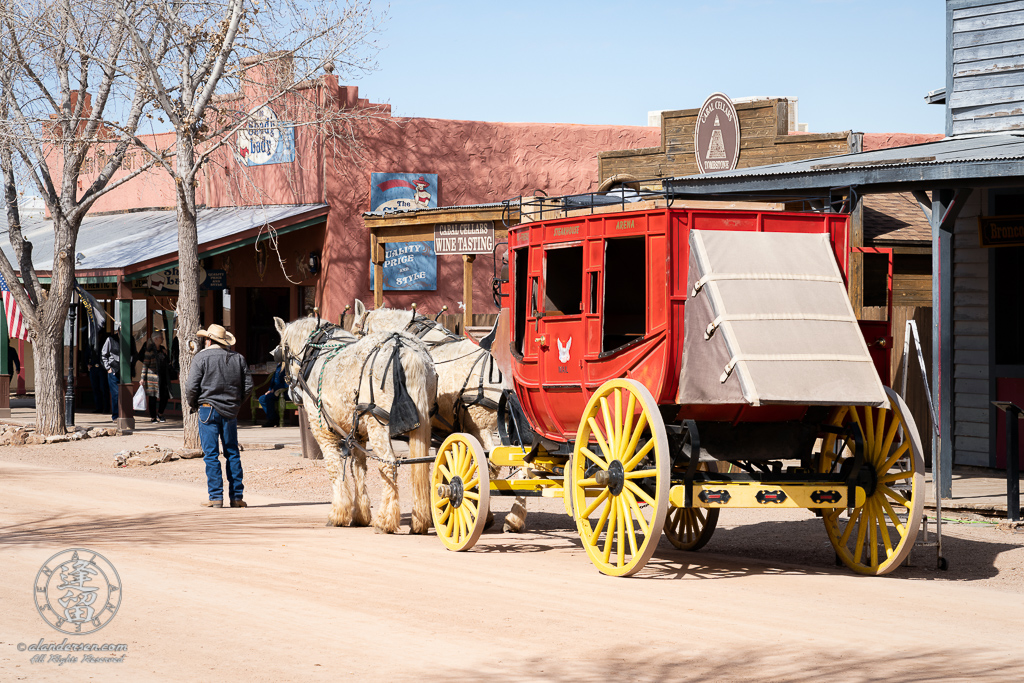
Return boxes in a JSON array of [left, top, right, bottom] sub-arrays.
[[0, 272, 29, 341]]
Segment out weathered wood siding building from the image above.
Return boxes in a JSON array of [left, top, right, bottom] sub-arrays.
[[947, 0, 1024, 135]]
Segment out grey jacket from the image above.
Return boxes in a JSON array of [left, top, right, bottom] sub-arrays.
[[184, 345, 253, 419], [101, 336, 120, 375]]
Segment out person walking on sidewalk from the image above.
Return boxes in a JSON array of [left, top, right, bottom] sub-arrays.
[[258, 363, 288, 427], [101, 324, 121, 422], [141, 331, 171, 422], [184, 324, 253, 509]]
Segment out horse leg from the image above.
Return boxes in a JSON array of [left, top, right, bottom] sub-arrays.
[[504, 492, 528, 533], [322, 442, 352, 527], [351, 452, 372, 527], [367, 424, 401, 534]]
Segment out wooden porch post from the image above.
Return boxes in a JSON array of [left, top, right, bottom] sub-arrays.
[[849, 193, 864, 318], [371, 229, 384, 309], [116, 279, 135, 432], [463, 254, 475, 332]]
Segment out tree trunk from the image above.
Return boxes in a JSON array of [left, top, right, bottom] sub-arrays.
[[176, 139, 201, 448], [33, 325, 66, 435], [34, 214, 77, 436]]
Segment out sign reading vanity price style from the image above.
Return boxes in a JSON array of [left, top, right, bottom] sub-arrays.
[[433, 222, 495, 255]]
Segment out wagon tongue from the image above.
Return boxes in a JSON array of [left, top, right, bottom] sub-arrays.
[[676, 229, 888, 409]]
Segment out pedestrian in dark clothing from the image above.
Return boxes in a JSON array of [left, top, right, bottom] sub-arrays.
[[156, 338, 172, 419], [184, 324, 252, 508], [86, 334, 109, 414], [101, 324, 121, 421], [258, 364, 288, 427], [7, 344, 19, 379], [141, 331, 168, 423]]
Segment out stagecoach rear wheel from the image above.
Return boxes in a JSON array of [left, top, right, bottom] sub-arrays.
[[571, 379, 669, 577], [817, 387, 925, 576], [431, 434, 490, 552]]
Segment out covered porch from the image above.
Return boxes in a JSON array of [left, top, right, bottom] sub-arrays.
[[1, 203, 327, 430]]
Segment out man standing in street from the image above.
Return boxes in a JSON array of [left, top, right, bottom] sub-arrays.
[[184, 324, 253, 508]]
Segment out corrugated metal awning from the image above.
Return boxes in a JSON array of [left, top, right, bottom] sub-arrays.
[[2, 203, 327, 276]]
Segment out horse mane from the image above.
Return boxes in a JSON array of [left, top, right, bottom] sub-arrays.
[[365, 308, 414, 334]]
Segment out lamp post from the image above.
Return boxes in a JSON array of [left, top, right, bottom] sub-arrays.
[[65, 292, 77, 427]]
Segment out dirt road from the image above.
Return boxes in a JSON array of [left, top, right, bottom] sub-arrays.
[[2, 450, 1024, 682]]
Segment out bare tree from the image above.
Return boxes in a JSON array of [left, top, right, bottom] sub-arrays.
[[0, 0, 157, 434], [122, 0, 384, 446]]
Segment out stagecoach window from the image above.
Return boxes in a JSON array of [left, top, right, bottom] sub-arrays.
[[603, 237, 645, 352], [543, 246, 583, 315], [862, 253, 889, 309], [514, 247, 529, 355]]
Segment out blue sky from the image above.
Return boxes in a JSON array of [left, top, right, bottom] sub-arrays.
[[356, 0, 945, 134]]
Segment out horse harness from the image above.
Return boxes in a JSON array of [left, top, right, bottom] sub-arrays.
[[355, 308, 501, 434], [284, 323, 422, 470]]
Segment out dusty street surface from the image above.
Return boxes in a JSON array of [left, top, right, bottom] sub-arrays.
[[2, 438, 1024, 682]]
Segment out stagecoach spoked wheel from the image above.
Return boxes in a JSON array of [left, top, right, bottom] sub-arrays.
[[571, 379, 669, 577], [817, 387, 925, 576], [664, 463, 727, 551], [431, 434, 490, 552]]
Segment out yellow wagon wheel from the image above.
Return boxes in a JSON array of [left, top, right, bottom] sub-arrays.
[[818, 387, 925, 575], [664, 462, 730, 551], [431, 434, 490, 551], [571, 379, 669, 577]]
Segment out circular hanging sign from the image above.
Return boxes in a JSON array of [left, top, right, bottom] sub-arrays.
[[694, 93, 740, 174]]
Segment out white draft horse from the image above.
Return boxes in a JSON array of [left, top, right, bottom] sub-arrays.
[[351, 300, 528, 533], [275, 316, 437, 534]]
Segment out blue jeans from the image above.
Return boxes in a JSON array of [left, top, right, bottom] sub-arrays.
[[198, 405, 244, 501], [106, 372, 119, 421]]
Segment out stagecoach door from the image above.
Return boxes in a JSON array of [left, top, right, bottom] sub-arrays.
[[537, 244, 585, 387]]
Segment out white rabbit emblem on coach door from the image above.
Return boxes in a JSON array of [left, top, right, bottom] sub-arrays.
[[557, 337, 572, 363]]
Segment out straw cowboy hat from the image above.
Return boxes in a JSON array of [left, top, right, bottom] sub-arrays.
[[197, 324, 236, 347]]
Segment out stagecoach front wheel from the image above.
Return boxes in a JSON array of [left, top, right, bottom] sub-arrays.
[[664, 462, 724, 551], [431, 434, 490, 552], [817, 387, 925, 576], [571, 379, 669, 577]]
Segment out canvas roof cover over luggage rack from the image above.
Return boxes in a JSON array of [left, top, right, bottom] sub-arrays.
[[677, 229, 887, 408]]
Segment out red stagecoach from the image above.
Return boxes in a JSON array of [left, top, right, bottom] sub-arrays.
[[428, 193, 924, 577]]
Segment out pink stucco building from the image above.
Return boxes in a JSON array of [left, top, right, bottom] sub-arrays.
[[81, 76, 659, 331]]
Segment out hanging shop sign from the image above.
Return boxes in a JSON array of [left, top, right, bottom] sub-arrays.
[[434, 222, 495, 255], [236, 105, 295, 167], [694, 92, 740, 174], [979, 215, 1024, 247], [148, 267, 225, 291], [370, 172, 439, 213], [200, 269, 227, 290], [371, 241, 437, 291]]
